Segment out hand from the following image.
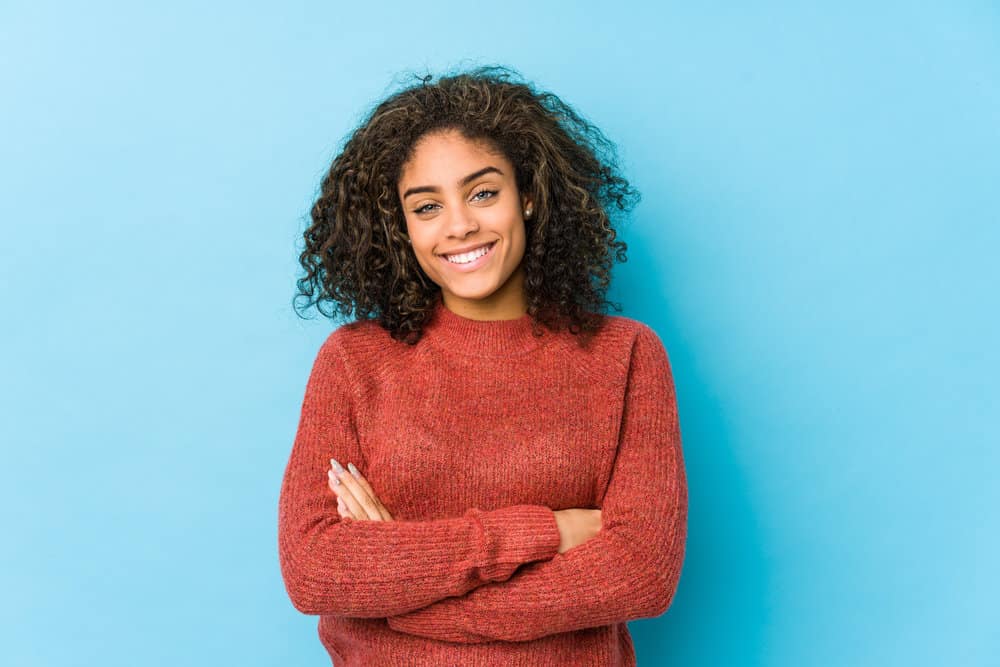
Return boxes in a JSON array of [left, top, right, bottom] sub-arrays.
[[328, 458, 394, 522], [552, 508, 602, 554]]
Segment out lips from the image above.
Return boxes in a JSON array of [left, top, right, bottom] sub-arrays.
[[438, 240, 497, 271], [439, 240, 495, 258]]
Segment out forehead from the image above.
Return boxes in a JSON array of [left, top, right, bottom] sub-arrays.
[[398, 130, 510, 186]]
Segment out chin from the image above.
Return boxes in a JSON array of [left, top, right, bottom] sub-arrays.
[[446, 285, 500, 302]]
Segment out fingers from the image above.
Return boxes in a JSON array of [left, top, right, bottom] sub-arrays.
[[346, 462, 394, 521], [328, 459, 392, 521], [328, 469, 364, 519], [336, 496, 352, 519], [328, 467, 375, 520]]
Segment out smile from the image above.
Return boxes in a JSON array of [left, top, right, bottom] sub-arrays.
[[439, 240, 497, 271]]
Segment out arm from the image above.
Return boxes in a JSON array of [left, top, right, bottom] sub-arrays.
[[278, 332, 562, 617], [385, 325, 688, 642]]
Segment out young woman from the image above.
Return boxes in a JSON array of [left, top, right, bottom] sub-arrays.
[[278, 65, 688, 666]]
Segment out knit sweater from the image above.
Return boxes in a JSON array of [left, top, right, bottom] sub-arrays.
[[277, 296, 688, 666]]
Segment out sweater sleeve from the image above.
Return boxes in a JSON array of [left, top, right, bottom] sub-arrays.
[[384, 324, 688, 642], [278, 331, 563, 618]]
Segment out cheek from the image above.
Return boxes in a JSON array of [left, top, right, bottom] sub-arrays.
[[510, 221, 527, 255], [409, 240, 439, 273]]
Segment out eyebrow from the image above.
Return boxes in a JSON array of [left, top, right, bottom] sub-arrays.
[[401, 166, 504, 200]]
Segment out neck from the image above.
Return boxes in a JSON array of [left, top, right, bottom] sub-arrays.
[[440, 263, 528, 321], [423, 293, 549, 356]]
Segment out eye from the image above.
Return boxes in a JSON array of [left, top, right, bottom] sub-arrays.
[[411, 189, 498, 215]]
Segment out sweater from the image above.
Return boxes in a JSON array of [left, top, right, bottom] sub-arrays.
[[277, 295, 688, 666]]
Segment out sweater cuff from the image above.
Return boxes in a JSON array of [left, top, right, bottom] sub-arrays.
[[470, 505, 561, 582]]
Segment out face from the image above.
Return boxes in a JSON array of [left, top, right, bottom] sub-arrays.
[[397, 129, 533, 321]]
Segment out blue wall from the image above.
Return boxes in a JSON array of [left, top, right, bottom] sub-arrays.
[[2, 1, 997, 665]]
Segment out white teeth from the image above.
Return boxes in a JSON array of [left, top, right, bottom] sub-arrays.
[[445, 242, 493, 264]]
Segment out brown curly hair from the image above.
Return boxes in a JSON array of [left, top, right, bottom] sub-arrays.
[[293, 64, 640, 346]]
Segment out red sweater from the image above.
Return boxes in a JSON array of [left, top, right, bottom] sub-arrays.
[[278, 297, 688, 666]]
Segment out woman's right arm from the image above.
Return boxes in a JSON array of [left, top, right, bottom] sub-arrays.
[[277, 333, 562, 618]]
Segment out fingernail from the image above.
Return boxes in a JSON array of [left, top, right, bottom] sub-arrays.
[[328, 470, 341, 486], [347, 462, 360, 479], [330, 458, 345, 474]]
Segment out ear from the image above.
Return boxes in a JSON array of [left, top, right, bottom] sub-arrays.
[[521, 194, 534, 214]]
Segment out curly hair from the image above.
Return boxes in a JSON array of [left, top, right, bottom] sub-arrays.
[[293, 64, 640, 346]]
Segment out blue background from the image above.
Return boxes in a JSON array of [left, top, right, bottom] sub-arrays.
[[2, 1, 997, 665]]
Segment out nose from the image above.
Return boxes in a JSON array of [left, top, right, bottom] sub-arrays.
[[444, 204, 479, 238]]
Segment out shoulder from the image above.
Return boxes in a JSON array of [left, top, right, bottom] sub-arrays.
[[601, 315, 673, 388], [590, 314, 673, 384], [322, 317, 389, 347], [313, 318, 419, 395], [589, 313, 668, 358], [314, 318, 399, 367], [598, 313, 661, 341], [542, 313, 667, 383]]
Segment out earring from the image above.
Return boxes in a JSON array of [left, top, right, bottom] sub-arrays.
[[524, 208, 532, 218]]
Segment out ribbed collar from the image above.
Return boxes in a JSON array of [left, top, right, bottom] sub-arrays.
[[422, 296, 550, 356]]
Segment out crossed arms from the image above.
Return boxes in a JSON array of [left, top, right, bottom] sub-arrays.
[[277, 325, 687, 642]]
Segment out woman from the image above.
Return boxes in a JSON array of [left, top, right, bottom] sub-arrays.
[[278, 65, 688, 666]]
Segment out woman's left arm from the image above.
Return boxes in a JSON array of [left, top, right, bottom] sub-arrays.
[[384, 325, 688, 643]]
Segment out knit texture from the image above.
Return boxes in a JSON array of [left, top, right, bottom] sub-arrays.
[[278, 296, 688, 666]]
